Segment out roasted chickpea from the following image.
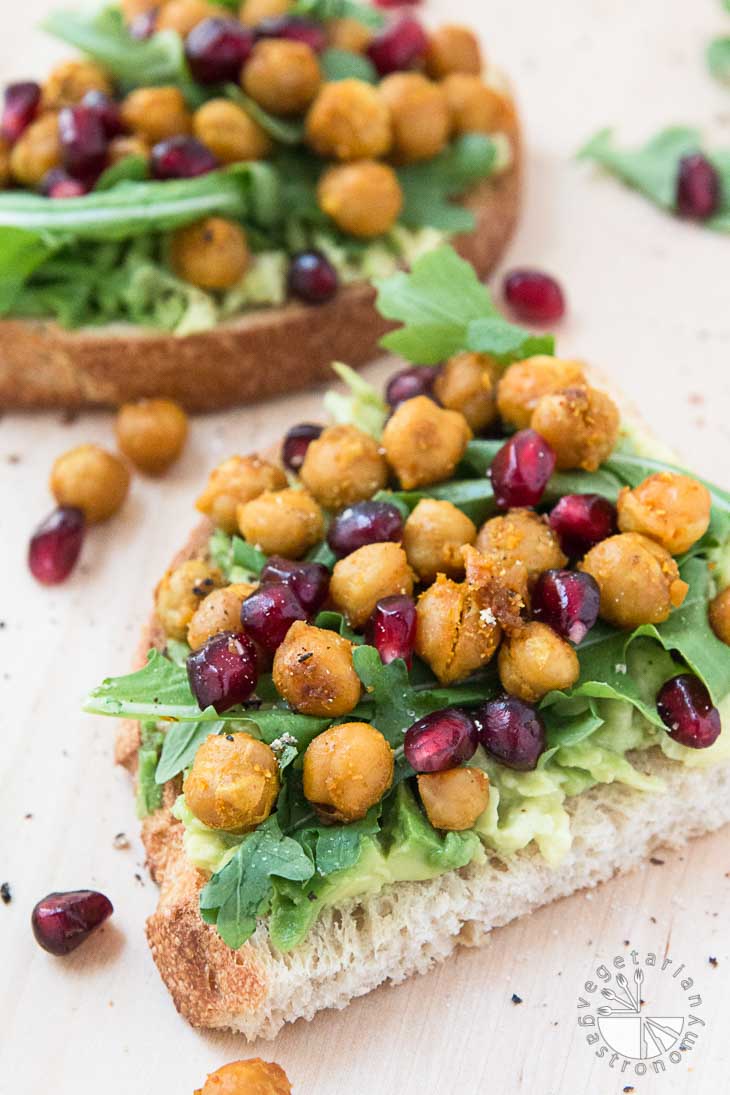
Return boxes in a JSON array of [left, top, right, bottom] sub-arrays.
[[303, 722, 393, 823], [157, 0, 226, 35], [187, 582, 257, 649], [328, 17, 373, 53], [300, 424, 388, 510], [196, 455, 287, 533], [50, 444, 130, 524], [617, 472, 711, 556], [272, 620, 361, 717], [240, 0, 292, 25], [155, 559, 224, 641], [317, 160, 403, 239], [330, 543, 414, 628], [120, 87, 192, 144], [115, 398, 189, 475], [121, 0, 159, 20], [42, 60, 112, 110], [306, 79, 392, 161], [403, 499, 477, 583], [418, 767, 489, 831], [442, 73, 513, 135], [0, 138, 11, 187], [10, 113, 61, 187], [580, 532, 688, 629], [433, 352, 499, 432], [243, 40, 321, 116], [237, 488, 324, 558], [475, 509, 567, 601], [415, 575, 501, 684], [196, 1058, 292, 1095], [496, 355, 585, 431], [530, 385, 620, 472], [379, 73, 450, 163], [498, 621, 579, 703], [171, 217, 250, 290], [107, 135, 149, 166], [709, 588, 730, 646], [425, 25, 482, 79], [193, 99, 272, 164], [382, 396, 472, 490], [185, 733, 279, 833]]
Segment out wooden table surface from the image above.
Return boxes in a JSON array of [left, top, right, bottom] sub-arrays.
[[2, 1, 730, 1092]]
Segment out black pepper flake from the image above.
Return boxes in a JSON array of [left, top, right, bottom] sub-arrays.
[[0, 882, 11, 905], [650, 915, 657, 923], [650, 856, 665, 865], [226, 734, 234, 742], [623, 939, 630, 946], [709, 956, 718, 967], [298, 651, 314, 663], [510, 993, 523, 1005]]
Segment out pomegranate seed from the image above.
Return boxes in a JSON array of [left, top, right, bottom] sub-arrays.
[[657, 674, 721, 749], [58, 105, 108, 182], [327, 500, 404, 558], [282, 422, 323, 473], [32, 890, 113, 956], [40, 168, 89, 199], [676, 153, 721, 220], [28, 506, 85, 584], [367, 16, 428, 75], [240, 583, 307, 653], [489, 428, 556, 509], [366, 594, 417, 666], [375, 0, 421, 7], [404, 708, 478, 772], [385, 366, 439, 409], [475, 695, 546, 770], [186, 631, 258, 713], [130, 10, 157, 39], [81, 91, 125, 138], [549, 493, 617, 558], [186, 18, 255, 84], [256, 16, 328, 52], [531, 568, 600, 644], [259, 555, 330, 615], [151, 137, 218, 180], [503, 269, 565, 324], [2, 81, 41, 143], [288, 251, 339, 305]]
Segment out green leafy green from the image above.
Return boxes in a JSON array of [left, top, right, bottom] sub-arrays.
[[137, 723, 164, 817], [708, 36, 730, 83], [232, 537, 268, 576], [292, 0, 385, 29], [396, 134, 498, 233], [320, 47, 377, 84], [155, 719, 224, 785], [323, 361, 389, 438], [225, 84, 305, 145], [94, 155, 148, 192], [314, 610, 364, 644], [376, 478, 497, 525]]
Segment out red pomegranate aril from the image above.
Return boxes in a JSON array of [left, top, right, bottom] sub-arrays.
[[28, 506, 85, 585], [81, 91, 125, 138], [59, 105, 108, 181], [385, 365, 439, 409], [475, 695, 546, 770], [532, 568, 600, 644], [2, 81, 41, 143], [187, 630, 258, 713], [40, 168, 89, 199], [375, 0, 421, 7], [240, 583, 307, 653], [282, 422, 323, 473], [151, 136, 218, 180], [503, 269, 565, 324], [186, 18, 255, 84], [489, 428, 556, 509], [367, 16, 428, 75], [288, 251, 339, 305], [260, 555, 330, 615], [404, 708, 478, 773], [676, 153, 721, 221], [327, 500, 404, 558], [256, 16, 328, 52], [366, 594, 417, 666], [657, 674, 721, 749], [549, 493, 617, 558], [32, 890, 113, 956]]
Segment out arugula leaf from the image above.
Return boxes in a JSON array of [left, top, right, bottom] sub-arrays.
[[396, 135, 497, 233], [94, 155, 148, 191], [323, 361, 389, 438], [314, 610, 365, 644], [376, 478, 497, 524], [305, 541, 337, 569], [579, 127, 701, 209], [0, 227, 56, 312], [292, 0, 385, 29], [321, 47, 377, 83], [708, 36, 730, 83], [225, 84, 305, 145], [232, 537, 268, 576], [137, 723, 164, 817], [155, 719, 224, 785]]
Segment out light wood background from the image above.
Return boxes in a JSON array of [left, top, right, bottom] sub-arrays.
[[2, 1, 730, 1092]]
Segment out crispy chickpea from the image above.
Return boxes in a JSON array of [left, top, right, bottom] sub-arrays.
[[107, 135, 149, 166], [379, 73, 450, 163], [442, 73, 513, 135], [306, 79, 392, 161], [185, 733, 279, 833], [196, 1058, 292, 1095], [42, 60, 112, 110], [580, 532, 688, 629], [425, 25, 482, 79], [418, 767, 489, 831], [530, 385, 620, 472], [330, 543, 414, 628], [170, 217, 250, 291], [317, 160, 403, 239], [10, 113, 61, 187], [193, 99, 272, 164], [272, 620, 361, 717], [433, 352, 499, 432], [157, 0, 227, 35], [243, 40, 321, 116], [0, 138, 11, 187], [50, 444, 130, 524], [709, 588, 730, 646], [303, 722, 393, 823], [415, 575, 501, 684], [498, 621, 579, 703], [187, 582, 257, 649], [240, 0, 292, 25], [120, 87, 192, 144], [155, 559, 224, 640], [617, 472, 711, 556], [403, 499, 477, 583], [196, 455, 287, 533], [115, 398, 189, 475], [496, 356, 585, 431], [237, 488, 324, 558], [475, 509, 567, 601], [300, 424, 388, 510], [382, 396, 472, 490], [328, 17, 373, 53]]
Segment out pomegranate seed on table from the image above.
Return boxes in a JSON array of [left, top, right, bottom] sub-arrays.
[[256, 16, 328, 52], [367, 17, 428, 76], [186, 18, 255, 85], [28, 506, 85, 584], [282, 423, 323, 473], [327, 500, 404, 558], [58, 105, 108, 182], [488, 428, 556, 509], [81, 91, 125, 138], [240, 583, 308, 653], [1, 81, 41, 143], [531, 568, 600, 644], [40, 168, 89, 199], [32, 890, 113, 956], [385, 366, 439, 409], [657, 674, 721, 749], [186, 630, 258, 713], [404, 708, 478, 772], [260, 555, 330, 615], [151, 137, 218, 180], [549, 493, 617, 558], [288, 251, 339, 304], [366, 594, 417, 666], [130, 10, 157, 39], [475, 696, 546, 770], [503, 269, 565, 324], [676, 153, 721, 221]]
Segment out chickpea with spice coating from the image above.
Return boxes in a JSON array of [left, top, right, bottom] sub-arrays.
[[50, 444, 130, 524], [530, 385, 620, 472], [171, 217, 250, 291], [272, 621, 361, 717], [303, 722, 393, 823], [10, 113, 61, 187], [306, 79, 391, 161], [240, 0, 292, 25], [328, 17, 372, 53], [379, 73, 450, 163], [243, 40, 321, 117], [617, 472, 711, 556], [580, 532, 688, 629], [121, 87, 192, 144], [318, 161, 403, 239], [498, 621, 579, 703], [709, 588, 730, 646], [116, 399, 188, 475], [415, 575, 501, 684], [418, 767, 489, 831], [425, 25, 483, 79], [185, 733, 279, 832], [442, 73, 514, 135], [382, 396, 472, 490], [237, 488, 324, 558], [187, 582, 257, 649], [300, 424, 388, 510], [433, 352, 499, 432], [42, 60, 112, 109], [330, 542, 414, 628], [403, 499, 477, 583], [197, 455, 287, 533], [193, 99, 272, 164], [476, 509, 567, 601], [156, 559, 224, 641], [497, 356, 585, 431], [157, 0, 227, 35], [196, 1058, 292, 1095]]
